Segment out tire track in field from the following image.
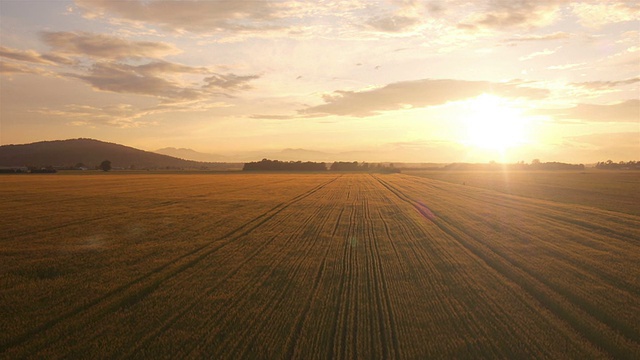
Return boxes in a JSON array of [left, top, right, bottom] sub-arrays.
[[371, 179, 507, 357], [124, 223, 298, 358], [406, 175, 640, 244], [115, 176, 345, 358], [427, 191, 640, 346], [431, 212, 640, 359], [328, 188, 359, 360], [338, 193, 357, 360], [372, 175, 640, 359], [178, 179, 346, 359], [234, 201, 339, 359], [360, 179, 401, 359], [281, 210, 340, 359], [361, 198, 380, 356], [401, 175, 640, 337], [369, 224, 401, 359], [0, 175, 341, 356], [458, 197, 640, 297], [401, 175, 640, 296], [185, 187, 338, 358], [2, 177, 301, 240]]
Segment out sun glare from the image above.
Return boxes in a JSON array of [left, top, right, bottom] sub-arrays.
[[462, 94, 528, 151]]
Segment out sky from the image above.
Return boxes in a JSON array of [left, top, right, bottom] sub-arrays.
[[0, 0, 638, 163]]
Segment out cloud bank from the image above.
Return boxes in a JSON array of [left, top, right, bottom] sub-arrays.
[[41, 31, 180, 59], [532, 99, 640, 123], [75, 0, 284, 34], [299, 79, 548, 117]]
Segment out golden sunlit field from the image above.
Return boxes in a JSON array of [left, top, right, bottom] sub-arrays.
[[1, 172, 639, 359]]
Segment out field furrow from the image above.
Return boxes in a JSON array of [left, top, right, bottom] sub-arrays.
[[1, 174, 339, 357], [2, 172, 638, 359], [375, 174, 639, 358]]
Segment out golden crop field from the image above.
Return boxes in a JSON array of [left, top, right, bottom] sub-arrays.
[[1, 172, 639, 359]]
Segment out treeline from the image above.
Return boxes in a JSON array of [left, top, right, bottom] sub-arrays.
[[329, 161, 401, 173], [595, 160, 640, 170], [443, 161, 585, 171], [529, 161, 585, 170], [243, 159, 327, 171], [242, 159, 401, 173]]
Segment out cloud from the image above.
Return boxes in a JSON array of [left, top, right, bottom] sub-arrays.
[[68, 62, 203, 100], [506, 31, 570, 42], [66, 60, 258, 101], [3, 31, 258, 105], [35, 100, 231, 128], [0, 61, 41, 74], [366, 15, 420, 33], [75, 0, 284, 34], [565, 132, 639, 151], [136, 61, 210, 75], [204, 73, 261, 91], [519, 47, 559, 61], [41, 31, 180, 59], [571, 78, 640, 90], [547, 62, 586, 70], [299, 79, 548, 117], [458, 1, 561, 31], [571, 2, 639, 28], [249, 114, 299, 120], [36, 104, 155, 128], [0, 46, 52, 64], [560, 132, 640, 162], [531, 99, 640, 123], [0, 46, 74, 66]]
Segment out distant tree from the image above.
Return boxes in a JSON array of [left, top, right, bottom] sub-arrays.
[[99, 160, 112, 172], [243, 159, 326, 171]]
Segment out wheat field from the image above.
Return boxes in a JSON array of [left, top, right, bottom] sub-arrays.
[[1, 172, 639, 359]]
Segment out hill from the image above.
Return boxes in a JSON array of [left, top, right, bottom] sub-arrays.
[[0, 138, 231, 170]]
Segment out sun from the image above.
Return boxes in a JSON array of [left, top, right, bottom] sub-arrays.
[[462, 94, 529, 151]]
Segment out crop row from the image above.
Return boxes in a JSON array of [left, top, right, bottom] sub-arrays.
[[1, 173, 638, 358]]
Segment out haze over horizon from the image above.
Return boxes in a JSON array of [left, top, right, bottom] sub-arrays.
[[1, 1, 638, 163]]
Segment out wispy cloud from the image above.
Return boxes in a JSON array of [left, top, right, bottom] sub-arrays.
[[0, 46, 74, 66], [75, 0, 286, 34], [571, 77, 640, 90], [204, 73, 261, 92], [0, 61, 43, 74], [66, 61, 259, 101], [35, 104, 156, 128], [565, 132, 640, 148], [68, 62, 201, 100], [22, 31, 261, 102], [366, 15, 420, 33], [35, 101, 232, 128], [506, 31, 571, 42], [41, 31, 180, 60], [1, 46, 54, 64], [531, 99, 640, 123], [458, 1, 561, 31], [299, 79, 548, 117], [571, 2, 639, 29], [519, 47, 560, 61], [547, 62, 586, 70], [249, 114, 299, 121]]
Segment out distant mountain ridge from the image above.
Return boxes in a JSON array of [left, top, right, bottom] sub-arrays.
[[0, 138, 232, 169], [0, 138, 444, 169], [154, 147, 227, 162], [154, 146, 375, 163], [156, 146, 341, 162]]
